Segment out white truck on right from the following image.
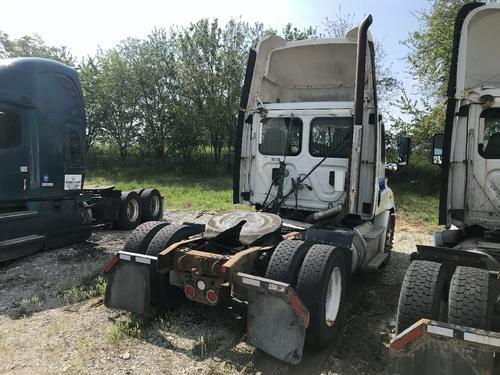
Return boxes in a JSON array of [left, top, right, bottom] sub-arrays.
[[391, 3, 500, 374]]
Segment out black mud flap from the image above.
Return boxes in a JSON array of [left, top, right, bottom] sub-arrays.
[[236, 272, 309, 364], [104, 252, 157, 314], [391, 319, 500, 375]]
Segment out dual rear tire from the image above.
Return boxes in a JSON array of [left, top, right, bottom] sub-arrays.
[[115, 189, 163, 230], [266, 240, 348, 349], [396, 260, 491, 333]]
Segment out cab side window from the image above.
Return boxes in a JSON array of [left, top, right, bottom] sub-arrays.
[[481, 109, 500, 159], [0, 111, 21, 149], [66, 125, 84, 164], [259, 117, 302, 156]]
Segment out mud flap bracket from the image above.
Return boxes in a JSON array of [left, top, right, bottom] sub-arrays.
[[236, 272, 309, 364]]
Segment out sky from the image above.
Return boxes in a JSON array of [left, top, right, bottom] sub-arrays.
[[0, 0, 431, 101]]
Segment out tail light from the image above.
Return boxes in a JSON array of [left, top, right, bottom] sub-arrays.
[[206, 289, 218, 304], [185, 284, 196, 299]]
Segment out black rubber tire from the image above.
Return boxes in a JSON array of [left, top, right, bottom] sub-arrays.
[[382, 213, 395, 267], [140, 188, 163, 221], [295, 244, 348, 349], [265, 240, 312, 287], [115, 191, 142, 230], [122, 221, 170, 254], [448, 266, 491, 329], [147, 224, 203, 308], [146, 224, 201, 256], [396, 260, 447, 334]]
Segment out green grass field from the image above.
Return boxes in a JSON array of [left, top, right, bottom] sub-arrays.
[[86, 167, 440, 232]]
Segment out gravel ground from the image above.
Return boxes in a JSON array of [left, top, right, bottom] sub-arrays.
[[0, 211, 432, 375]]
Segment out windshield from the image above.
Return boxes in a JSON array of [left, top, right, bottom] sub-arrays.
[[259, 117, 303, 156]]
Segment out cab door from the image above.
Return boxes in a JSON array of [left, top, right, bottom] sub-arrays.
[[466, 105, 500, 227], [0, 105, 31, 202]]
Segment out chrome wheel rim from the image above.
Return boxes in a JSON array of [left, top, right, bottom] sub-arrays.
[[325, 267, 342, 327], [150, 195, 160, 217], [127, 199, 139, 222]]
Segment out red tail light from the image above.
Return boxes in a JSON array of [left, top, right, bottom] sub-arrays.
[[206, 289, 218, 304], [185, 284, 196, 299]]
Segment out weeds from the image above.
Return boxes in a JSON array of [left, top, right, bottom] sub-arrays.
[[196, 333, 224, 358], [105, 312, 169, 344], [18, 294, 43, 316], [61, 276, 107, 304]]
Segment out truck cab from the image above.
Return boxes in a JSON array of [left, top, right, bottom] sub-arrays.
[[235, 29, 394, 224], [393, 5, 500, 374]]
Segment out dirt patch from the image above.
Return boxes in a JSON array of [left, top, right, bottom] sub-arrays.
[[0, 213, 432, 374]]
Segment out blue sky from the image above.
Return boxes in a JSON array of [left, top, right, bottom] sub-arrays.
[[0, 0, 431, 101]]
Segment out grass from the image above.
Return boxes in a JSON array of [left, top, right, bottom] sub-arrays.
[[86, 167, 247, 212], [392, 181, 440, 233], [86, 166, 440, 231], [61, 275, 107, 304]]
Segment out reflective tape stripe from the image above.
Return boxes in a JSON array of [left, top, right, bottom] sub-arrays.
[[120, 254, 131, 261], [241, 277, 260, 287], [135, 257, 151, 265], [427, 325, 454, 338], [464, 332, 500, 347], [268, 283, 286, 292]]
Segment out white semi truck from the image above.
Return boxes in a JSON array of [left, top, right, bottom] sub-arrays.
[[392, 3, 500, 374], [103, 15, 409, 364]]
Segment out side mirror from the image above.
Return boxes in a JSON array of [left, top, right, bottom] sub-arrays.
[[432, 133, 444, 165], [398, 136, 411, 166]]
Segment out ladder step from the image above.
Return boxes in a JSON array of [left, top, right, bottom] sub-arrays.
[[366, 252, 389, 270]]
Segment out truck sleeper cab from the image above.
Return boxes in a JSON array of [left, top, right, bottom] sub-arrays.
[[104, 15, 400, 364], [392, 4, 500, 374]]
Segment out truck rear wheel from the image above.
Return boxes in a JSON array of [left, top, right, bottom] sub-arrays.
[[122, 221, 170, 254], [448, 266, 491, 329], [116, 191, 142, 230], [140, 189, 163, 221], [295, 244, 347, 348], [146, 224, 203, 307], [396, 260, 447, 333], [265, 240, 312, 286]]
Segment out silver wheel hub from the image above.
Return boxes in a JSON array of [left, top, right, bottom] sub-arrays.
[[325, 267, 342, 327], [150, 195, 160, 217], [127, 199, 139, 222]]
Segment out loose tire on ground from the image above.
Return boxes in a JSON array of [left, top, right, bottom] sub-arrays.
[[295, 244, 348, 348], [448, 266, 491, 329], [140, 188, 163, 221], [146, 224, 204, 307], [396, 260, 447, 333], [122, 221, 170, 254], [265, 240, 312, 287], [116, 191, 142, 230]]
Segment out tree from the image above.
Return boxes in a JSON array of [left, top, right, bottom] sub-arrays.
[[0, 31, 75, 65]]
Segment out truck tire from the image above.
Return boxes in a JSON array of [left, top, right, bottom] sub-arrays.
[[265, 240, 312, 287], [448, 266, 491, 329], [140, 188, 163, 221], [382, 213, 395, 267], [146, 224, 203, 308], [146, 224, 202, 256], [295, 244, 347, 348], [116, 191, 142, 230], [122, 221, 170, 254], [396, 260, 447, 333]]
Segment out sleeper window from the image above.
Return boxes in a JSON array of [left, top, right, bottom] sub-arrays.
[[259, 117, 302, 156]]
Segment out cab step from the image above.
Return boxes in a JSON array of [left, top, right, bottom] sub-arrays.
[[365, 252, 389, 270]]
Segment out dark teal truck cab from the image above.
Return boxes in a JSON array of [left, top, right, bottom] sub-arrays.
[[0, 58, 163, 262]]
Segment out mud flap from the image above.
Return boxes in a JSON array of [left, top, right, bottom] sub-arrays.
[[236, 272, 309, 364], [104, 252, 157, 314], [390, 319, 500, 375]]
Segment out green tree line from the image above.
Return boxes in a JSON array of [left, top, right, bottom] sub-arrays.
[[1, 1, 473, 170]]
